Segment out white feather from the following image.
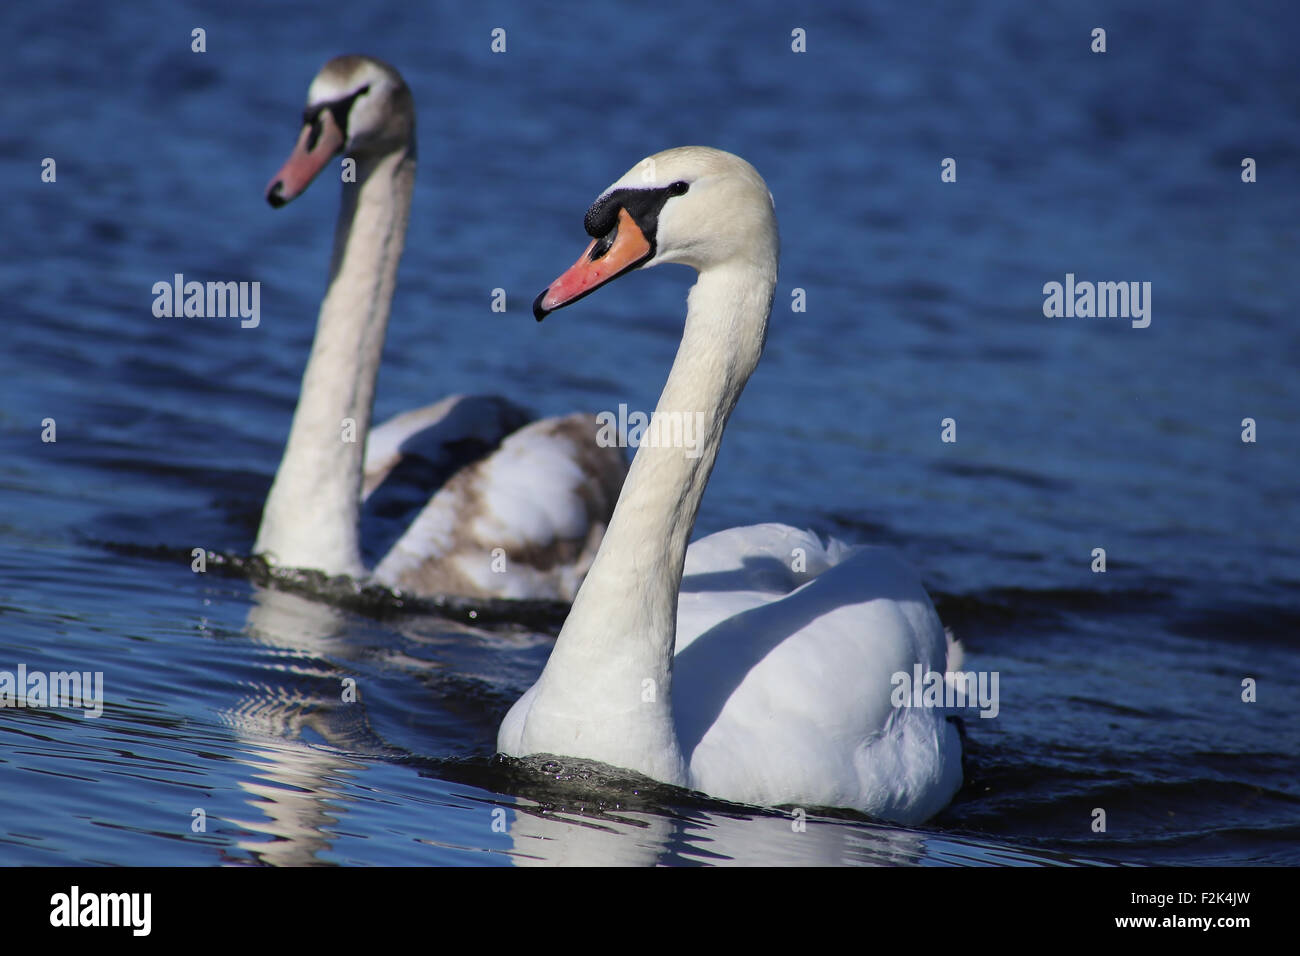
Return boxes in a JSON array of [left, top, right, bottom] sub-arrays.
[[500, 148, 962, 823]]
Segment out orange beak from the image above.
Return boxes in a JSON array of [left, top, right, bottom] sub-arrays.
[[265, 110, 345, 207], [533, 208, 653, 320]]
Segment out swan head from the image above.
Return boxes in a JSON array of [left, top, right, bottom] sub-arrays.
[[534, 147, 777, 320], [265, 55, 414, 208]]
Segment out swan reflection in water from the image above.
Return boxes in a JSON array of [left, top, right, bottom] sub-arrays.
[[218, 585, 990, 866]]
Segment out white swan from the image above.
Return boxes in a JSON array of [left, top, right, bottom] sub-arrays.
[[256, 56, 625, 600], [498, 147, 963, 824]]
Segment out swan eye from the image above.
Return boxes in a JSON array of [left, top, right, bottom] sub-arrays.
[[668, 181, 689, 196], [299, 83, 372, 153], [305, 116, 323, 152], [327, 84, 371, 135]]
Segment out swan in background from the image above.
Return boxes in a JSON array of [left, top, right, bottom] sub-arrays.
[[499, 147, 963, 824], [256, 56, 625, 600]]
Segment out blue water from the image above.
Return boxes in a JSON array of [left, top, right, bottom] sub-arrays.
[[1, 0, 1297, 865]]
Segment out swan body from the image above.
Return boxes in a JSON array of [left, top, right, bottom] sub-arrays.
[[498, 147, 962, 824], [255, 56, 624, 600]]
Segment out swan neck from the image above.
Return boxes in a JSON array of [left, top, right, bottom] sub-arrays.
[[254, 146, 415, 577], [516, 257, 776, 779], [591, 262, 773, 585]]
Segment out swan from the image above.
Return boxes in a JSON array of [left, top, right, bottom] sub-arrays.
[[498, 147, 963, 824], [255, 56, 625, 600]]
